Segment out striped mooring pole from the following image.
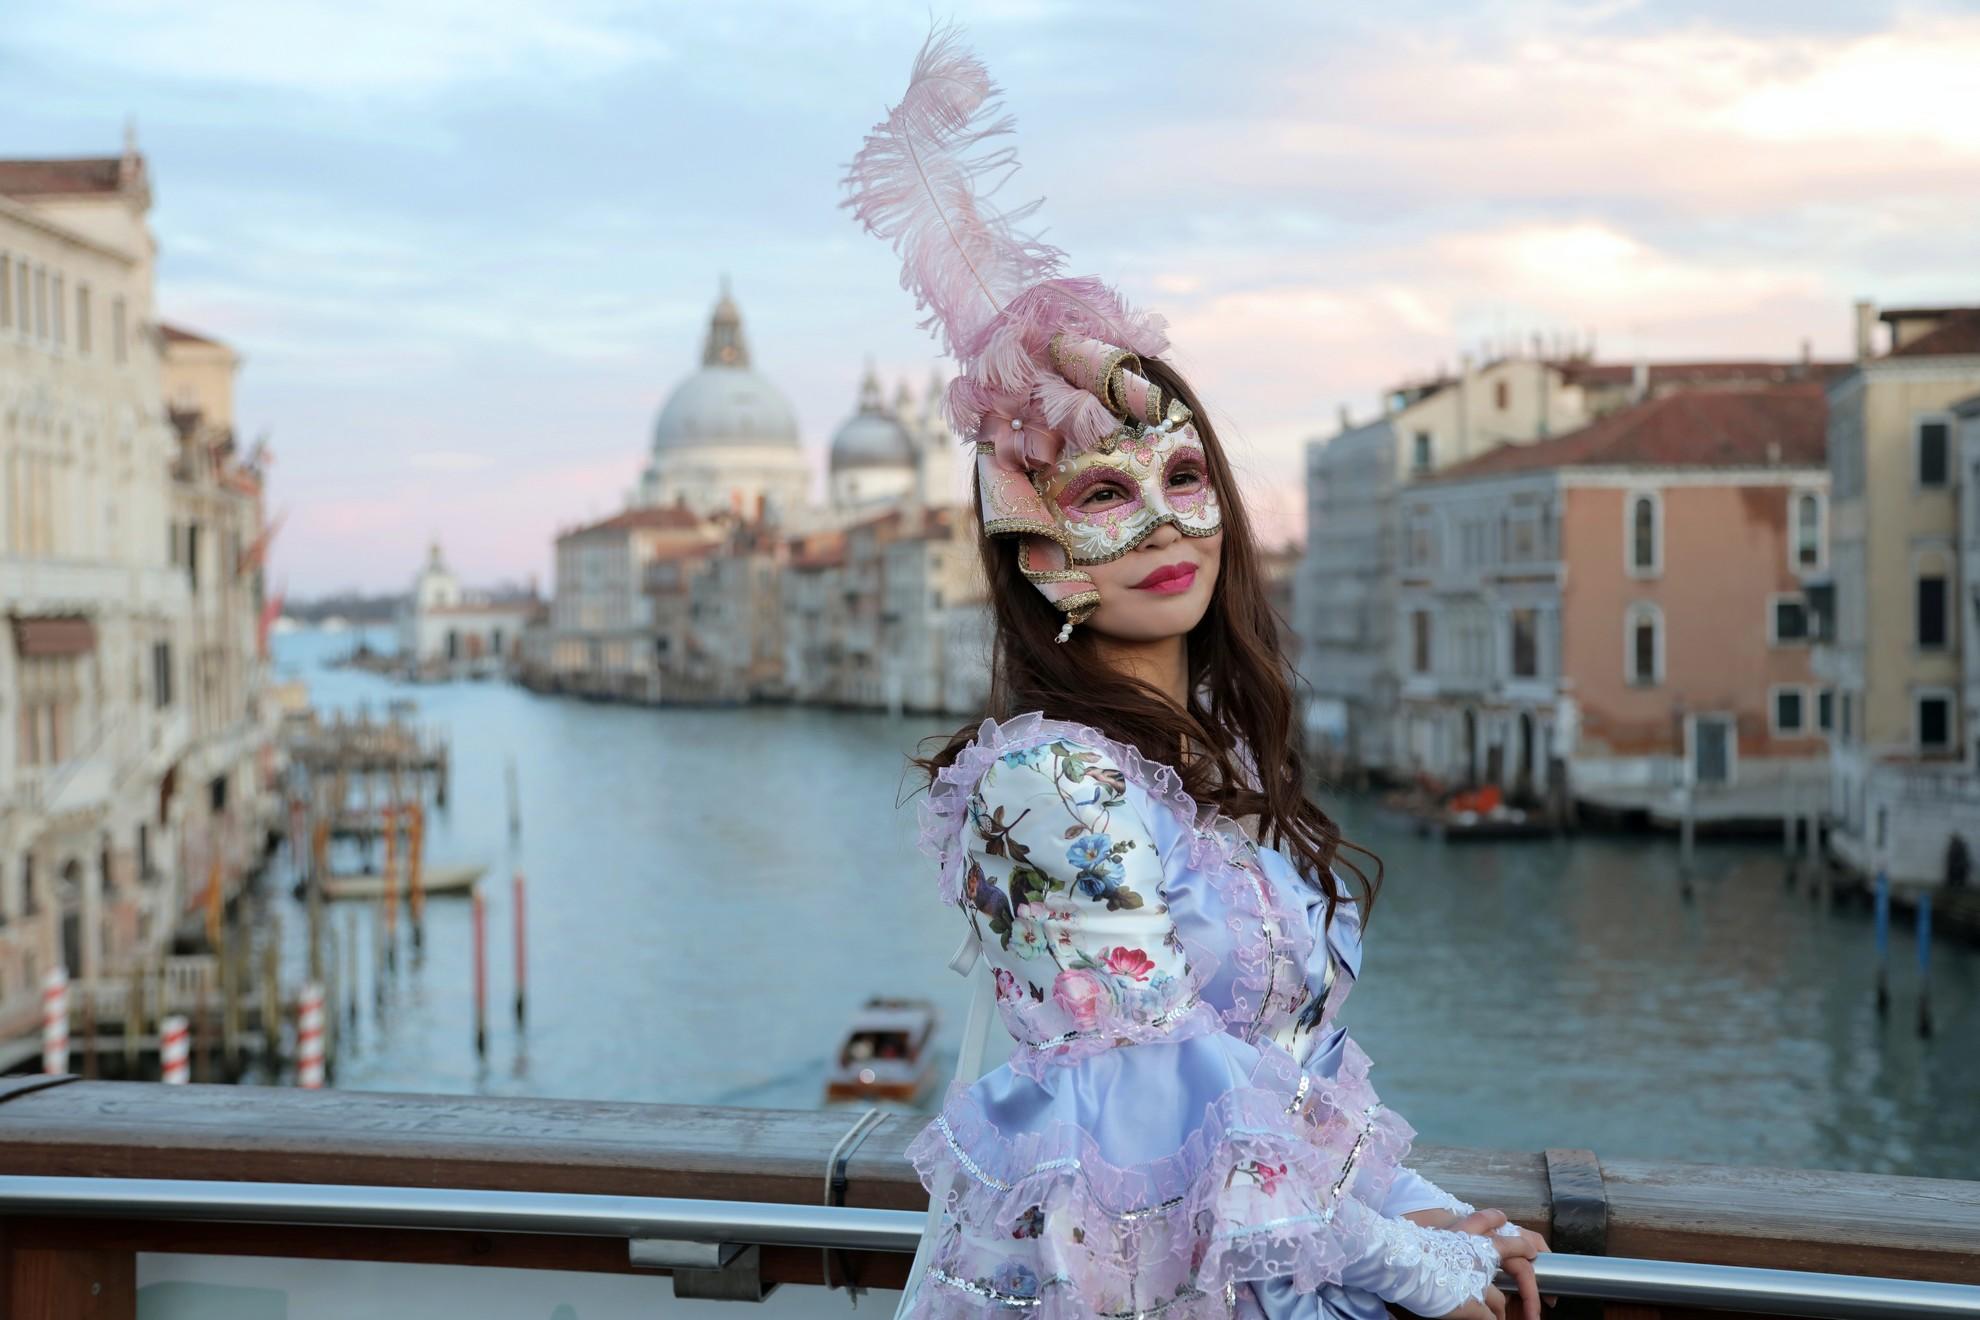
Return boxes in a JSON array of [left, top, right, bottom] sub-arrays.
[[41, 966, 69, 1075], [161, 1015, 190, 1085], [298, 982, 326, 1089]]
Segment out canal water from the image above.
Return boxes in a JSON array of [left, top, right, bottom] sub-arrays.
[[272, 628, 1978, 1180]]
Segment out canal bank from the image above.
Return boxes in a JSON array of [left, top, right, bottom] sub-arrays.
[[274, 628, 1980, 1180]]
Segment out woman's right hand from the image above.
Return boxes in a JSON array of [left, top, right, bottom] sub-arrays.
[[1438, 1209, 1543, 1319]]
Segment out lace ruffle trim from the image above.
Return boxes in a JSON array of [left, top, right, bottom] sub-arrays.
[[905, 1043, 1421, 1320]]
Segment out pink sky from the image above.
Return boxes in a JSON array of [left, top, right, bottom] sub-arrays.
[[10, 1, 1979, 593]]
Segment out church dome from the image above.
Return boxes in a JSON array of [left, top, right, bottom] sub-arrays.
[[651, 286, 800, 453], [830, 366, 916, 472]]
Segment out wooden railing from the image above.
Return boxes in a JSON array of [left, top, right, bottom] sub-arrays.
[[0, 1076, 1974, 1317]]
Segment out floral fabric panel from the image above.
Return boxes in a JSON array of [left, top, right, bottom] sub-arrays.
[[960, 738, 1201, 1054]]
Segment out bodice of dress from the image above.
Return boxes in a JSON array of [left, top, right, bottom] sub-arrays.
[[909, 713, 1499, 1320]]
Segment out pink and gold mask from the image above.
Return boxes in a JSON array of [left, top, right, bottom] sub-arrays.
[[975, 399, 1221, 624]]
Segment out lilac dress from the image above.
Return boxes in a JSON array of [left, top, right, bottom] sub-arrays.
[[906, 714, 1503, 1320]]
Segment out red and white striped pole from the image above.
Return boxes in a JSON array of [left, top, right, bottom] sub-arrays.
[[297, 982, 325, 1089], [472, 888, 487, 1060], [41, 966, 69, 1074], [161, 1014, 190, 1084]]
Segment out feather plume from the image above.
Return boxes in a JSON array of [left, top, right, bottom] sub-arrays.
[[1035, 372, 1121, 452], [841, 24, 1065, 362]]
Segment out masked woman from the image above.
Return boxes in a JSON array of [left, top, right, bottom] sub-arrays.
[[845, 28, 1548, 1320]]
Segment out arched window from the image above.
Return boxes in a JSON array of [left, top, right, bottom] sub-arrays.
[[1794, 492, 1823, 570], [1628, 492, 1660, 576], [1625, 602, 1663, 686]]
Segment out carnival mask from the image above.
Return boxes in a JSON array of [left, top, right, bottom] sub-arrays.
[[1036, 413, 1221, 565]]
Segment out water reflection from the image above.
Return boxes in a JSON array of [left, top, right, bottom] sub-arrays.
[[275, 629, 1977, 1178]]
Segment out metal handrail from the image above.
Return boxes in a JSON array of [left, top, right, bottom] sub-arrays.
[[1, 1175, 1975, 1319]]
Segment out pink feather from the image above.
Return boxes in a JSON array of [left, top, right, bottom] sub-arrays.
[[1035, 372, 1121, 452], [841, 25, 1067, 362]]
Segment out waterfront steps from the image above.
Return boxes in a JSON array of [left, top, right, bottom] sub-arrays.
[[0, 1076, 1974, 1316]]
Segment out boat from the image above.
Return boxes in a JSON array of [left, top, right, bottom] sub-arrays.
[[824, 997, 937, 1105], [318, 863, 487, 902]]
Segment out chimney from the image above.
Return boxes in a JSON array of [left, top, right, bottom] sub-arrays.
[[1631, 356, 1648, 404], [1337, 404, 1352, 432], [1854, 300, 1877, 362]]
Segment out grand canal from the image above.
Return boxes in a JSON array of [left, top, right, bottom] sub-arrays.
[[273, 629, 1979, 1180]]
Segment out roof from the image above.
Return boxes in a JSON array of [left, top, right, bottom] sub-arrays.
[[161, 322, 226, 347], [1885, 309, 1980, 358], [1430, 385, 1827, 481], [1554, 359, 1849, 389], [0, 156, 126, 197], [562, 504, 711, 539]]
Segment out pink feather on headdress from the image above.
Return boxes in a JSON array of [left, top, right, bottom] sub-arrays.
[[840, 24, 1065, 365]]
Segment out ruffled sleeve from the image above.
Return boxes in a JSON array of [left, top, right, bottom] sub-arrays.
[[948, 733, 1227, 1076]]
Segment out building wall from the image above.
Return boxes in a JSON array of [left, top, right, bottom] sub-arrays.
[[1563, 475, 1828, 770]]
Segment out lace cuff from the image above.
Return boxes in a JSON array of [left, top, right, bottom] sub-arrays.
[[1342, 1208, 1501, 1316], [1407, 1181, 1528, 1239]]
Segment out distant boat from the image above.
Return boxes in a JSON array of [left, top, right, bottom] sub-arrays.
[[824, 996, 937, 1106], [321, 615, 350, 633], [318, 862, 486, 902], [273, 615, 302, 635]]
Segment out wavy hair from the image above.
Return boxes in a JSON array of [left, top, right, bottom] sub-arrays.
[[915, 357, 1381, 919]]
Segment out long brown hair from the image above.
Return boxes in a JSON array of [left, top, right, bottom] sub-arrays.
[[914, 358, 1381, 917]]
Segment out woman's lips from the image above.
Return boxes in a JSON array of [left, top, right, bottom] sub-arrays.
[[1131, 562, 1197, 594]]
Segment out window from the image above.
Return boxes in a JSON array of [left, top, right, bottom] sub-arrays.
[[1625, 603, 1662, 686], [1771, 685, 1807, 736], [32, 266, 47, 338], [15, 263, 29, 336], [1412, 431, 1433, 475], [1627, 492, 1660, 576], [76, 284, 91, 355], [111, 296, 127, 363], [1917, 692, 1953, 753], [186, 524, 200, 594], [1770, 593, 1810, 645], [1494, 380, 1510, 411], [1411, 609, 1432, 674], [1793, 492, 1823, 570], [1509, 608, 1538, 679], [0, 253, 10, 328], [1817, 688, 1834, 734], [51, 274, 64, 346], [1841, 691, 1855, 745], [1917, 571, 1947, 649], [152, 641, 173, 708], [1918, 419, 1950, 488]]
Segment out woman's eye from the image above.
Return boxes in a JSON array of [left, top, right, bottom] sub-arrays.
[[1168, 467, 1205, 489], [1079, 485, 1126, 508]]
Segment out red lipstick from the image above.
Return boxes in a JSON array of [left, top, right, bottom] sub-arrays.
[[1130, 562, 1197, 594]]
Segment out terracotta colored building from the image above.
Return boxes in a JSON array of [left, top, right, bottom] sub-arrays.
[[1398, 385, 1831, 821]]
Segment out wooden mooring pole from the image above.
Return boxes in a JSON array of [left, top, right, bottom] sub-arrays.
[[1874, 869, 1891, 1017], [472, 887, 488, 1061], [409, 801, 426, 955], [261, 915, 281, 1076], [1917, 891, 1934, 1039], [513, 870, 527, 1030]]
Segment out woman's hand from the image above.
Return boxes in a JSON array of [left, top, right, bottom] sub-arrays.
[[1439, 1283, 1508, 1320], [1436, 1208, 1549, 1319]]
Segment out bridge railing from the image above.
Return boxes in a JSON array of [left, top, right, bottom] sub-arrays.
[[0, 1076, 1974, 1318]]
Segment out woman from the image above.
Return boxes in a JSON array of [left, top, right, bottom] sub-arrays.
[[845, 28, 1548, 1320]]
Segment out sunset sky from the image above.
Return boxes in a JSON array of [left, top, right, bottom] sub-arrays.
[[7, 1, 1979, 594]]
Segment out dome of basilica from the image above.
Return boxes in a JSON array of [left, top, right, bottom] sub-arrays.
[[829, 367, 916, 472], [651, 287, 800, 454]]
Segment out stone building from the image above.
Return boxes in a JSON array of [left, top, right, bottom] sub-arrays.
[[1298, 347, 1846, 779], [1811, 303, 1980, 882], [1400, 386, 1831, 823], [394, 541, 536, 677], [0, 144, 274, 1058]]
